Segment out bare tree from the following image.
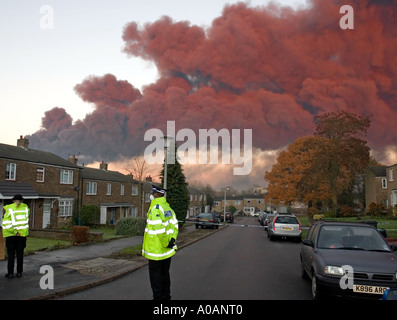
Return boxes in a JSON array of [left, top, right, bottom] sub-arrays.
[[124, 156, 154, 217]]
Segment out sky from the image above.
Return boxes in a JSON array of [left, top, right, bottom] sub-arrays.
[[1, 0, 396, 191], [0, 0, 307, 146]]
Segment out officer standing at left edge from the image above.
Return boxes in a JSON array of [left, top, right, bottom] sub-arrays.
[[142, 186, 179, 300], [2, 194, 29, 278]]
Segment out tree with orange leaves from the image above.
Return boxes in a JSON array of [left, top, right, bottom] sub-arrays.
[[265, 135, 330, 206], [265, 111, 371, 214]]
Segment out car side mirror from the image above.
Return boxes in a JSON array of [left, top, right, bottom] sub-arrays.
[[382, 288, 397, 300], [302, 239, 314, 247], [390, 244, 397, 252]]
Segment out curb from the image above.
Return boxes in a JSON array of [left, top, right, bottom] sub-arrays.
[[27, 224, 225, 300]]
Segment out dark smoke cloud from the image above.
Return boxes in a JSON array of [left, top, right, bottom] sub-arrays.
[[28, 0, 397, 169]]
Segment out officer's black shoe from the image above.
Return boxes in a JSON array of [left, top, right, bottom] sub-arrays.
[[5, 273, 14, 279], [16, 273, 22, 278]]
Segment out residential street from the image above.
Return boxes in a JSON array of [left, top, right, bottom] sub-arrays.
[[60, 217, 312, 300]]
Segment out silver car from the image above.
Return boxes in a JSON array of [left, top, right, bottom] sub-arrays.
[[267, 214, 302, 242]]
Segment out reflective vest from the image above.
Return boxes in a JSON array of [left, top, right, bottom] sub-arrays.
[[2, 203, 30, 238], [142, 197, 179, 260]]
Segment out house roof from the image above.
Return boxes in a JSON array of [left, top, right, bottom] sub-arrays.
[[367, 166, 387, 177], [0, 181, 39, 200], [213, 194, 265, 201], [0, 143, 79, 169], [81, 166, 137, 183]]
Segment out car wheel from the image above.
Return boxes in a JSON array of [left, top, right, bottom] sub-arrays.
[[195, 225, 199, 229], [311, 274, 323, 300]]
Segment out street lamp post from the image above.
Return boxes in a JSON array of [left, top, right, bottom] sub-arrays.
[[162, 136, 174, 199], [223, 187, 229, 223]]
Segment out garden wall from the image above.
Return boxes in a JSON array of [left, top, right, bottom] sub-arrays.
[[30, 228, 103, 242]]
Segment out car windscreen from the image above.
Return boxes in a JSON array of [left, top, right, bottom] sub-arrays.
[[274, 216, 298, 224], [317, 225, 390, 252], [197, 213, 212, 219]]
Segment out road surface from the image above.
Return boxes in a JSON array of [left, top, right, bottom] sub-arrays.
[[60, 217, 312, 300]]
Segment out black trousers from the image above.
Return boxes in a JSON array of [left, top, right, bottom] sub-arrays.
[[148, 258, 172, 300], [6, 236, 27, 274]]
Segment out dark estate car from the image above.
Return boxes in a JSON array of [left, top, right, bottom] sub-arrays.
[[195, 212, 220, 229], [300, 221, 397, 300], [220, 211, 234, 223]]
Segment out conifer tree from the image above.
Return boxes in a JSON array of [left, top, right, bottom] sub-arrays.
[[160, 143, 189, 223]]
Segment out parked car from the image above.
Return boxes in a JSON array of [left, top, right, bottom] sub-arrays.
[[300, 221, 397, 300], [258, 213, 267, 226], [267, 214, 301, 241], [195, 212, 220, 229], [221, 211, 234, 223], [263, 213, 275, 229]]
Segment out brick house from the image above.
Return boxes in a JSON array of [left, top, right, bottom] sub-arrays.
[[80, 161, 140, 225], [213, 194, 267, 215], [0, 137, 80, 229], [0, 137, 141, 228], [365, 164, 397, 212], [187, 187, 207, 217]]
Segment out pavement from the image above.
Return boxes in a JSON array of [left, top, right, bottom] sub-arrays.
[[0, 224, 201, 300]]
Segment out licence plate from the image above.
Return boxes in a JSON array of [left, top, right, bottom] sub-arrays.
[[282, 227, 292, 230], [353, 284, 389, 295], [201, 219, 208, 222]]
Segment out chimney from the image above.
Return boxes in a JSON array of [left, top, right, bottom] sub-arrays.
[[100, 161, 108, 170], [17, 135, 29, 148], [68, 155, 78, 165], [145, 175, 152, 182]]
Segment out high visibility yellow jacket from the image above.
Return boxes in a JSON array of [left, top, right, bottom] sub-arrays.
[[142, 197, 179, 260], [2, 203, 30, 238]]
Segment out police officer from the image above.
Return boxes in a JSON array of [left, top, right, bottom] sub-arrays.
[[142, 186, 179, 300], [2, 194, 29, 278]]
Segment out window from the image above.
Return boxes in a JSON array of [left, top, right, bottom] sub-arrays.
[[389, 169, 394, 182], [131, 184, 138, 195], [132, 206, 138, 217], [382, 178, 387, 189], [86, 182, 97, 195], [6, 163, 16, 180], [106, 183, 112, 195], [120, 184, 124, 195], [60, 169, 73, 184], [234, 200, 241, 205], [36, 166, 45, 182], [58, 199, 73, 216]]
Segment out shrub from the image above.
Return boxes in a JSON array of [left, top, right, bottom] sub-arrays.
[[340, 205, 354, 217], [80, 205, 99, 226], [71, 226, 90, 244], [308, 207, 320, 217], [367, 202, 387, 217], [115, 217, 146, 236]]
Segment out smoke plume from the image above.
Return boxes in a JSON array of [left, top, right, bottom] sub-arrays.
[[27, 0, 397, 187]]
